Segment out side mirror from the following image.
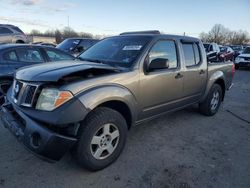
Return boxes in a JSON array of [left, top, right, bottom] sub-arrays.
[[148, 58, 169, 71]]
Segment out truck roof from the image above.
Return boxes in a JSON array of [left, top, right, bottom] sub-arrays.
[[119, 30, 200, 42]]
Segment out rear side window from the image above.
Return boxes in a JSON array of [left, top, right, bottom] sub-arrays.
[[45, 49, 74, 61], [0, 27, 13, 34], [182, 43, 201, 67], [3, 51, 18, 61], [149, 40, 178, 69], [16, 48, 44, 63]]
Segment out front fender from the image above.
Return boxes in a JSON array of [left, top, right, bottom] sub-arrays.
[[76, 84, 138, 122], [200, 70, 225, 102]]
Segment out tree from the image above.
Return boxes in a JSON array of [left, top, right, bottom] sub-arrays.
[[200, 24, 250, 45]]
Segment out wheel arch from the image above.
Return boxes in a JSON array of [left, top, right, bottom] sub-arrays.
[[201, 71, 226, 102], [77, 85, 138, 129]]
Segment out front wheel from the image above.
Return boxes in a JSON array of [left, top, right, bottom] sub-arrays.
[[73, 107, 127, 171], [199, 84, 222, 116]]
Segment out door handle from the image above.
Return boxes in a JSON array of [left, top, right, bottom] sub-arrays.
[[199, 69, 205, 74], [175, 73, 183, 79]]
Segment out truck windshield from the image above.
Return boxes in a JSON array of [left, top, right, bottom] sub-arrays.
[[79, 36, 152, 68], [57, 39, 80, 51], [243, 47, 250, 54]]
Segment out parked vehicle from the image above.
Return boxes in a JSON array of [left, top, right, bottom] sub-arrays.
[[0, 24, 28, 44], [203, 42, 221, 61], [56, 38, 99, 56], [229, 45, 243, 59], [0, 44, 75, 103], [33, 42, 56, 47], [235, 46, 250, 69], [1, 31, 234, 171], [219, 46, 234, 61]]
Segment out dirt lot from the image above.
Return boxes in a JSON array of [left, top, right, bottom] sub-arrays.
[[0, 69, 250, 188]]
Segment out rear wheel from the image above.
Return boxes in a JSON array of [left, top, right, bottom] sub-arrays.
[[199, 84, 222, 116], [0, 79, 12, 105], [73, 107, 127, 171]]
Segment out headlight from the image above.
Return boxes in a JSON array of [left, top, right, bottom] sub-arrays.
[[235, 57, 244, 63], [36, 88, 73, 111]]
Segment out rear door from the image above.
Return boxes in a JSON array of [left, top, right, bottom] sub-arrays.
[[181, 42, 207, 102]]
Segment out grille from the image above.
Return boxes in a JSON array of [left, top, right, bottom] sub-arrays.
[[24, 85, 37, 105], [12, 80, 39, 107]]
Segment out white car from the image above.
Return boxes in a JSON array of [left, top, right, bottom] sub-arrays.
[[0, 24, 28, 44], [235, 46, 250, 69]]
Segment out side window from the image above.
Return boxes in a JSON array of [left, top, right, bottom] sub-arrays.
[[0, 27, 13, 34], [16, 48, 44, 63], [182, 43, 195, 66], [45, 49, 74, 61], [3, 51, 18, 61], [148, 40, 178, 69], [182, 43, 201, 67]]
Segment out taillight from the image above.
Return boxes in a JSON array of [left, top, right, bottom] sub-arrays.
[[232, 63, 235, 77]]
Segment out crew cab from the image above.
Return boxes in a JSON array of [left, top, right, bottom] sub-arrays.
[[0, 31, 234, 171]]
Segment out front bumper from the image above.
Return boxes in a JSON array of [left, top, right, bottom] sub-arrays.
[[0, 103, 77, 161], [235, 61, 250, 67]]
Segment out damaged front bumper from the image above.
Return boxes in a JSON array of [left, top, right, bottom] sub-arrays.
[[0, 103, 77, 161]]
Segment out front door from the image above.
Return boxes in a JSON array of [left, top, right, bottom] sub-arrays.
[[139, 40, 183, 119]]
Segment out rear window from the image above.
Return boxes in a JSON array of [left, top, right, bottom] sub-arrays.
[[3, 51, 18, 61], [11, 26, 24, 34]]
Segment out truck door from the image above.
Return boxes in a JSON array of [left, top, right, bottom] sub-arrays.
[[181, 42, 207, 102], [139, 40, 183, 119]]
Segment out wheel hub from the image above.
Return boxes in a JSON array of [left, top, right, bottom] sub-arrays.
[[100, 135, 111, 147]]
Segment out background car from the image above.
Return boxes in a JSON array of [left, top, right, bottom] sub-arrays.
[[0, 44, 75, 103], [0, 24, 28, 44], [219, 46, 234, 61], [33, 42, 57, 47], [229, 45, 243, 60], [56, 38, 99, 56], [203, 42, 221, 61], [234, 46, 250, 69]]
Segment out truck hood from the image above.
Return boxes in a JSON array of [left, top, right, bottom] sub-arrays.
[[15, 61, 119, 82]]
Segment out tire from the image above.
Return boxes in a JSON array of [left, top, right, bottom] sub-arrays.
[[199, 84, 222, 116], [73, 107, 127, 171], [235, 64, 239, 70], [0, 79, 12, 105]]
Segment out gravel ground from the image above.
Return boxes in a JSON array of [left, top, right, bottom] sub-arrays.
[[0, 69, 250, 188]]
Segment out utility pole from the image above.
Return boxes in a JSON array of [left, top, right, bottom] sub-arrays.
[[67, 16, 69, 28]]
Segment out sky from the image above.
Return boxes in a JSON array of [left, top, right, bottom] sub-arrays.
[[0, 0, 250, 37]]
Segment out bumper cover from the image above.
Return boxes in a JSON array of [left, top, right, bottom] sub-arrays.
[[0, 103, 77, 161], [236, 61, 250, 67]]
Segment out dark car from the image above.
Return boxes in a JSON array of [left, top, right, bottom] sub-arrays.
[[229, 45, 243, 59], [56, 38, 99, 57], [219, 46, 234, 61], [203, 42, 221, 61], [0, 44, 75, 103]]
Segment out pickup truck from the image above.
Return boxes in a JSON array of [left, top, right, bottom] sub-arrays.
[[0, 31, 235, 171]]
